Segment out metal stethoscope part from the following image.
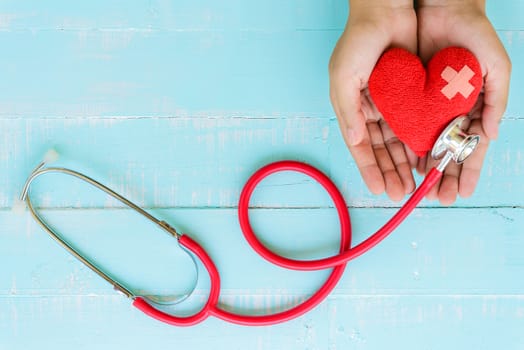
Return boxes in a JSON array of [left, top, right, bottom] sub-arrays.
[[18, 163, 198, 306], [17, 115, 479, 326], [432, 116, 480, 170]]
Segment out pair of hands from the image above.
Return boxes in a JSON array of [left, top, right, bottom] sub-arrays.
[[329, 1, 511, 205]]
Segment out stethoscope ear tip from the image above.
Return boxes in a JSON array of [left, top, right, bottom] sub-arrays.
[[43, 149, 60, 165], [11, 197, 27, 215]]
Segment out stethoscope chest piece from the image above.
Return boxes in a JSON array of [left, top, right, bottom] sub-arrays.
[[431, 116, 480, 165]]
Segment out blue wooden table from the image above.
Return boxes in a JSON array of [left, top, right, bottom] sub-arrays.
[[1, 1, 523, 349]]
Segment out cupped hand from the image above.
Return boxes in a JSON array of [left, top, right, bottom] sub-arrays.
[[329, 4, 418, 201], [417, 1, 511, 205]]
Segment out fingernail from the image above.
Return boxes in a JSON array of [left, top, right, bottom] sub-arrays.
[[346, 128, 357, 146]]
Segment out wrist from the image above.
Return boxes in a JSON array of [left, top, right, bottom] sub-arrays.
[[350, 0, 414, 8], [350, 0, 414, 18], [417, 0, 485, 13], [349, 0, 415, 27]]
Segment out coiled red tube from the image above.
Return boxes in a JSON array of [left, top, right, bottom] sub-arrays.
[[134, 160, 443, 326], [239, 161, 443, 270]]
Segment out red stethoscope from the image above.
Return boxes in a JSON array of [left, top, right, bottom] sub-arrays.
[[17, 116, 478, 326]]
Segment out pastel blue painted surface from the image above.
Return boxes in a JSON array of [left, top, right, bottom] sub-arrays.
[[0, 1, 523, 349], [0, 118, 522, 208]]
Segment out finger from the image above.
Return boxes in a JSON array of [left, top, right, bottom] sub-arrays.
[[437, 162, 461, 206], [481, 57, 511, 140], [330, 88, 365, 149], [347, 126, 386, 196], [404, 146, 419, 170], [380, 120, 415, 194], [332, 88, 386, 196], [368, 121, 404, 201], [366, 91, 417, 189], [482, 63, 511, 137], [459, 119, 489, 198], [470, 91, 484, 118], [334, 78, 368, 145], [362, 93, 415, 200], [416, 155, 427, 176]]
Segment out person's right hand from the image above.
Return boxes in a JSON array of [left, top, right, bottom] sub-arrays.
[[416, 0, 511, 205], [329, 2, 418, 201]]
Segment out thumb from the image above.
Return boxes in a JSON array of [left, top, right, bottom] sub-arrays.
[[481, 59, 511, 140], [333, 78, 367, 146]]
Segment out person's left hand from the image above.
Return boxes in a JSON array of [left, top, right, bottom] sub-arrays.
[[416, 2, 511, 205], [329, 4, 418, 201]]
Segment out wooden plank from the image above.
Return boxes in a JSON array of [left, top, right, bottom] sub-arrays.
[[326, 295, 524, 349], [0, 30, 521, 118], [1, 118, 522, 209], [1, 208, 523, 296], [0, 0, 349, 31], [0, 30, 336, 117], [1, 295, 523, 349], [0, 1, 521, 31], [1, 1, 522, 348]]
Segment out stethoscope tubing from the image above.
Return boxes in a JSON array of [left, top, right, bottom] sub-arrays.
[[133, 160, 443, 326], [20, 116, 476, 327], [239, 161, 443, 270]]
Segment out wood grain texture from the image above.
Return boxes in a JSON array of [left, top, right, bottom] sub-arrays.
[[1, 296, 523, 350], [0, 0, 522, 349], [2, 208, 524, 296], [0, 28, 522, 118], [1, 208, 524, 348], [0, 118, 522, 209]]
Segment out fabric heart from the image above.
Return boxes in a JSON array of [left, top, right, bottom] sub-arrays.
[[368, 47, 482, 157]]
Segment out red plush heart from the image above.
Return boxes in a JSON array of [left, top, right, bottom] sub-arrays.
[[368, 47, 482, 157]]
